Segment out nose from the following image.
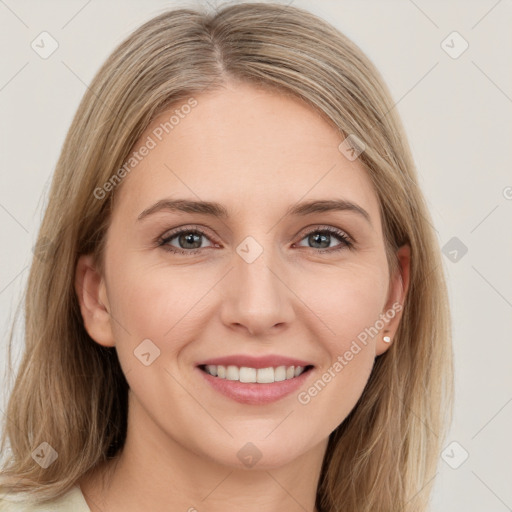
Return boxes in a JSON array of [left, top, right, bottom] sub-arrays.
[[219, 246, 296, 337]]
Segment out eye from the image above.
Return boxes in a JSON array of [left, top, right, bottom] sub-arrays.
[[158, 226, 217, 255], [294, 226, 353, 253]]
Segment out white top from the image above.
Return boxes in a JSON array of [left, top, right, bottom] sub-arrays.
[[0, 485, 90, 511]]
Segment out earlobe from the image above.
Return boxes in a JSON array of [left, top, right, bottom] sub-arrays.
[[376, 244, 411, 356], [75, 254, 115, 347]]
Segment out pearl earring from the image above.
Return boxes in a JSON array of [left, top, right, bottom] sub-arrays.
[[383, 335, 391, 343]]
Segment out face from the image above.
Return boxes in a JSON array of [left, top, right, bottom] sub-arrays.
[[77, 81, 409, 470]]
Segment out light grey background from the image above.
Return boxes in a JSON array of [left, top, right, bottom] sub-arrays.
[[1, 0, 511, 510]]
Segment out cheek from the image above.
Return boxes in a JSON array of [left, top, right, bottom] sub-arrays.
[[293, 261, 387, 426], [105, 261, 210, 409], [108, 257, 211, 341], [296, 259, 389, 346]]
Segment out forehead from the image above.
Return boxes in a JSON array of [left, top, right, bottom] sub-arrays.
[[114, 81, 380, 226]]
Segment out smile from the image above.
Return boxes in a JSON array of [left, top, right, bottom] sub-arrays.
[[196, 363, 315, 405]]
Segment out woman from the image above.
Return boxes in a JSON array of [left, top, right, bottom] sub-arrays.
[[0, 2, 453, 511]]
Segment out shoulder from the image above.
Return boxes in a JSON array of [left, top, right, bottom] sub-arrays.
[[0, 485, 90, 511]]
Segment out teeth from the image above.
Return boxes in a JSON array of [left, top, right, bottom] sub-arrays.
[[226, 365, 239, 380], [202, 364, 307, 383], [205, 365, 217, 376], [239, 366, 256, 383], [274, 366, 286, 382], [256, 367, 274, 383]]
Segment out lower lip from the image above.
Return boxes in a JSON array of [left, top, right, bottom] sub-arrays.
[[196, 366, 314, 405]]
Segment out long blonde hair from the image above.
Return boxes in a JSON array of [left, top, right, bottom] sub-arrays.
[[0, 3, 453, 511]]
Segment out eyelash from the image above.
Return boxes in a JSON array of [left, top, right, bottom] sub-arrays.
[[157, 225, 354, 256]]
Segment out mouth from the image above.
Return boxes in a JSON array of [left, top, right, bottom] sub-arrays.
[[198, 364, 314, 383], [195, 361, 315, 405]]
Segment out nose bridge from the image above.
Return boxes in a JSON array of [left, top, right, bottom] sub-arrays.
[[220, 234, 295, 335]]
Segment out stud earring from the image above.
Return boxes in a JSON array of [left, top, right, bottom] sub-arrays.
[[383, 335, 391, 343]]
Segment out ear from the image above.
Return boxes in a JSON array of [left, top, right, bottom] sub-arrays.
[[75, 254, 115, 347], [375, 244, 411, 356]]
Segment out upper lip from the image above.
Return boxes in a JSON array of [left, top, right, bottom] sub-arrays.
[[196, 354, 314, 369]]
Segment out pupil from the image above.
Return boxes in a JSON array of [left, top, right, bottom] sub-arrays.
[[181, 232, 201, 249], [311, 232, 329, 249]]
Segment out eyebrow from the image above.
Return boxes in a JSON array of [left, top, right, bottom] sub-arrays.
[[137, 198, 372, 225]]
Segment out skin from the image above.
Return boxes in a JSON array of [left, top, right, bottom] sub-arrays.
[[76, 80, 410, 512]]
